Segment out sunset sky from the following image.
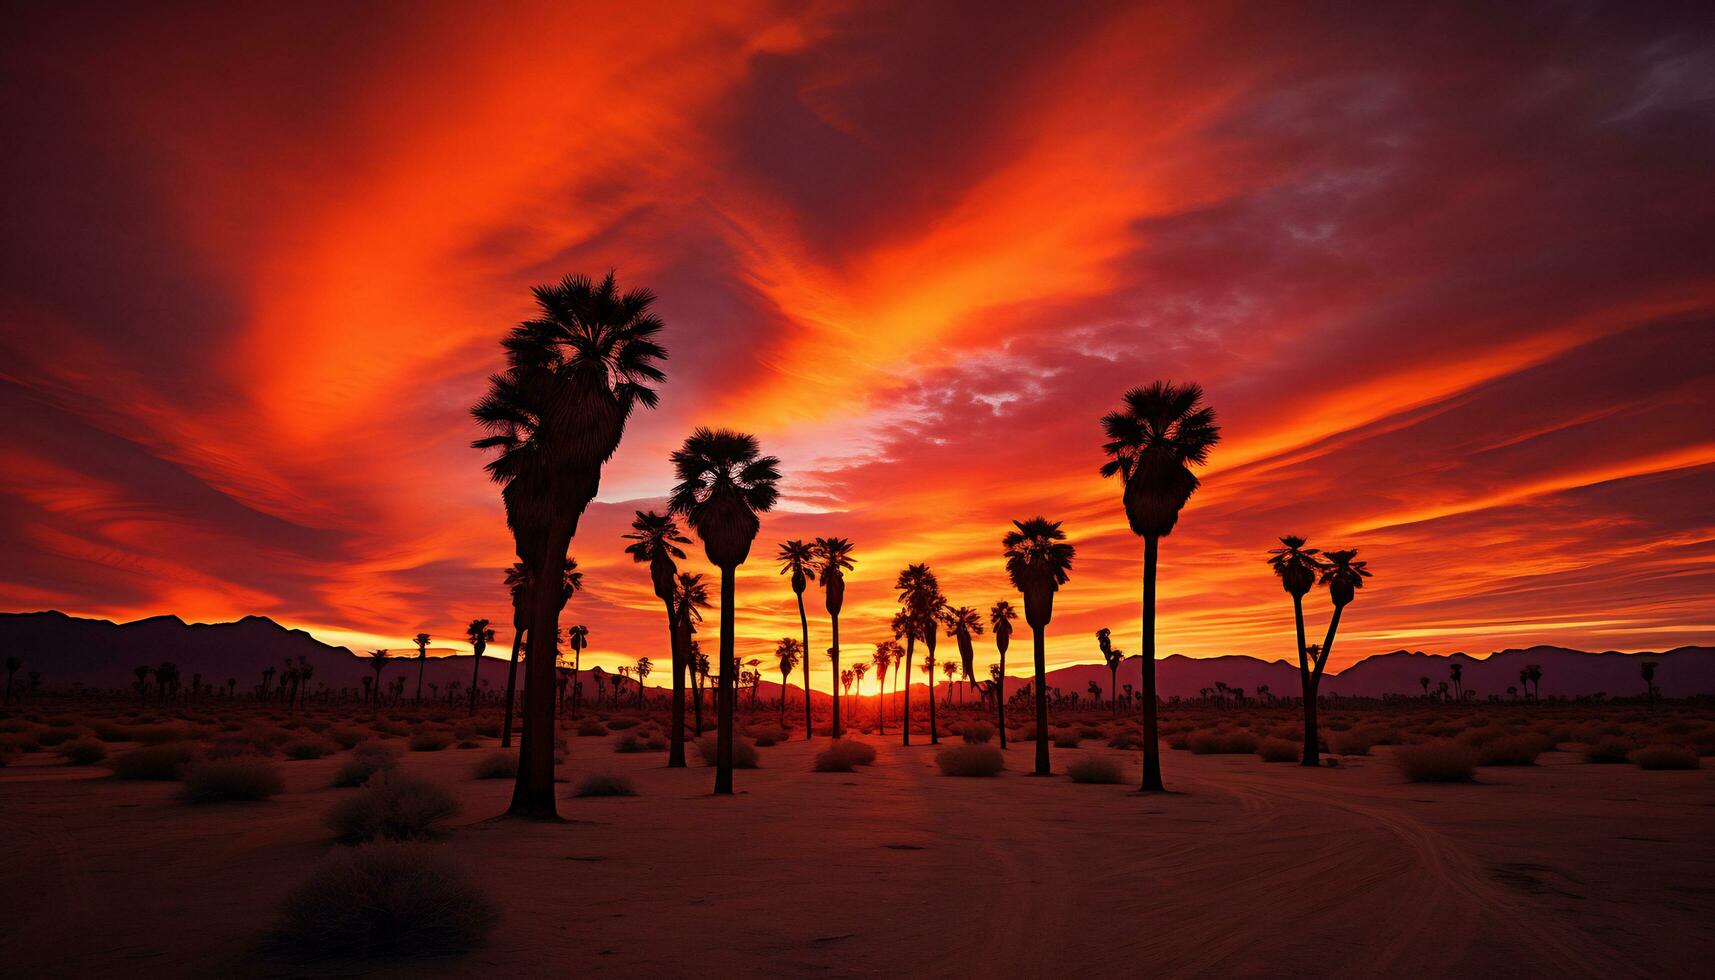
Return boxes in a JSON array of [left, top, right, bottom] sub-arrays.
[[3, 2, 1712, 687]]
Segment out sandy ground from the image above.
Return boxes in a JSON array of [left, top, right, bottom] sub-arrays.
[[2, 734, 1711, 978]]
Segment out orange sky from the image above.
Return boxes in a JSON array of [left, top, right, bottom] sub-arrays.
[[3, 2, 1713, 689]]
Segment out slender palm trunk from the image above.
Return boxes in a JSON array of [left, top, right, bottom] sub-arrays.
[[1293, 592, 1318, 768], [830, 613, 842, 738], [509, 531, 571, 819], [877, 672, 887, 735], [1305, 603, 1344, 767], [797, 591, 812, 739], [1140, 536, 1164, 791], [927, 662, 939, 744], [1110, 665, 1119, 718], [902, 636, 915, 746], [997, 650, 1008, 750], [501, 630, 523, 749], [415, 654, 425, 705], [665, 601, 688, 768], [1032, 625, 1049, 775], [468, 645, 484, 716], [715, 568, 737, 795]]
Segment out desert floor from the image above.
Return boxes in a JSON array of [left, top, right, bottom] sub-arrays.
[[2, 732, 1712, 979]]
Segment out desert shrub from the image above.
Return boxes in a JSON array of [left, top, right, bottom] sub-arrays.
[[961, 721, 994, 744], [128, 724, 191, 744], [1107, 731, 1146, 750], [333, 743, 400, 788], [695, 735, 759, 769], [407, 731, 452, 752], [370, 718, 410, 737], [329, 773, 457, 842], [1166, 732, 1191, 750], [1630, 745, 1700, 770], [605, 717, 640, 731], [109, 744, 195, 780], [34, 726, 85, 748], [1478, 735, 1543, 766], [89, 720, 132, 742], [935, 744, 1004, 777], [180, 757, 284, 802], [1394, 741, 1477, 783], [473, 751, 517, 779], [1329, 731, 1374, 756], [1052, 731, 1082, 749], [457, 740, 480, 749], [614, 732, 667, 753], [475, 721, 501, 738], [59, 737, 108, 765], [1583, 737, 1634, 763], [572, 772, 637, 797], [1079, 726, 1106, 740], [1257, 738, 1301, 763], [813, 739, 877, 772], [1189, 731, 1258, 755], [272, 844, 496, 958], [1067, 755, 1123, 783], [284, 738, 335, 760], [750, 726, 785, 746], [326, 727, 365, 750], [577, 719, 607, 737]]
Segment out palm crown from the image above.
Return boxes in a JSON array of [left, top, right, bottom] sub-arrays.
[[1319, 548, 1372, 606], [1100, 381, 1221, 538], [1267, 535, 1324, 597], [990, 600, 1017, 649], [776, 540, 819, 594], [673, 573, 710, 630], [895, 563, 941, 624], [668, 428, 781, 568], [775, 637, 802, 676], [813, 536, 856, 615], [1003, 517, 1075, 626], [624, 509, 690, 600]]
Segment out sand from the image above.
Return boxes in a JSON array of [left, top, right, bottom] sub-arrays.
[[2, 733, 1711, 978]]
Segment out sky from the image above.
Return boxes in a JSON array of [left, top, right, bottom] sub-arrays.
[[3, 1, 1713, 688]]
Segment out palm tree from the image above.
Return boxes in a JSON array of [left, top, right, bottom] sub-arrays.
[[852, 661, 869, 719], [941, 660, 958, 704], [890, 580, 933, 745], [942, 606, 983, 711], [1525, 663, 1543, 700], [471, 271, 666, 819], [1096, 628, 1124, 717], [668, 428, 781, 795], [871, 641, 897, 734], [502, 561, 582, 746], [1100, 380, 1220, 791], [367, 651, 388, 709], [625, 510, 691, 763], [775, 638, 802, 725], [1642, 660, 1658, 702], [990, 601, 1016, 749], [813, 537, 856, 738], [465, 619, 494, 716], [635, 657, 652, 708], [919, 587, 948, 743], [3, 656, 20, 705], [776, 540, 819, 738], [1419, 675, 1431, 697], [411, 633, 431, 705], [1268, 535, 1326, 763], [1449, 661, 1464, 702], [673, 573, 711, 746], [1003, 517, 1076, 776], [840, 666, 854, 715]]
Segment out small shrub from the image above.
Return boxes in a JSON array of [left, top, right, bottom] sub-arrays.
[[1052, 732, 1082, 749], [605, 717, 640, 731], [272, 844, 496, 958], [695, 735, 759, 769], [1067, 756, 1123, 784], [457, 740, 481, 749], [1329, 731, 1374, 756], [475, 721, 501, 738], [614, 733, 665, 754], [35, 726, 84, 748], [407, 732, 452, 752], [936, 744, 1004, 777], [473, 752, 517, 779], [1257, 738, 1300, 763], [328, 773, 457, 842], [180, 757, 284, 802], [333, 743, 400, 788], [814, 739, 877, 772], [751, 727, 785, 747], [284, 738, 335, 761], [1583, 737, 1634, 763], [59, 737, 108, 765], [1108, 731, 1145, 750], [572, 772, 637, 797], [1189, 731, 1258, 755], [326, 727, 365, 750], [576, 718, 607, 737], [961, 722, 994, 744], [109, 744, 195, 780], [1630, 745, 1700, 770], [1394, 741, 1477, 783], [1478, 735, 1543, 766]]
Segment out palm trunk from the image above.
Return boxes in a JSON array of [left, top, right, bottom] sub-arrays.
[[468, 644, 484, 716], [902, 635, 915, 746], [509, 532, 571, 819], [797, 591, 812, 739], [1293, 592, 1318, 768], [501, 630, 524, 749], [1140, 536, 1164, 791], [830, 613, 842, 738], [669, 610, 687, 768], [415, 655, 425, 705], [1032, 625, 1050, 775], [715, 568, 737, 795], [927, 662, 939, 744], [1305, 603, 1343, 766], [877, 673, 886, 735], [997, 650, 1008, 750]]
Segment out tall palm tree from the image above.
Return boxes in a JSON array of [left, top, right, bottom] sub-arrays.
[[668, 428, 781, 795], [1449, 661, 1464, 702], [412, 633, 431, 705], [567, 624, 588, 712], [989, 601, 1016, 749], [871, 641, 897, 734], [673, 573, 711, 746], [776, 540, 819, 738], [813, 537, 856, 738], [1101, 380, 1220, 792], [635, 657, 652, 708], [1096, 628, 1124, 717], [501, 564, 528, 745], [1641, 660, 1658, 702], [367, 650, 388, 709], [920, 588, 948, 743], [465, 619, 494, 716], [625, 510, 692, 764], [1268, 535, 1326, 764], [893, 564, 939, 746], [1003, 517, 1075, 776], [943, 606, 983, 713], [472, 271, 666, 819], [1302, 547, 1374, 757], [775, 638, 802, 725], [852, 661, 869, 719]]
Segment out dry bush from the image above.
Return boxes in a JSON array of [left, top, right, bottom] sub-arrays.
[[936, 744, 1005, 777], [128, 724, 192, 744], [370, 718, 410, 738], [472, 751, 517, 779], [1052, 731, 1082, 749], [284, 738, 335, 760], [576, 718, 607, 737], [1394, 741, 1478, 783], [329, 773, 457, 842], [1189, 731, 1259, 755], [1477, 735, 1543, 766], [333, 742, 400, 788], [614, 732, 666, 753], [271, 844, 496, 959], [813, 739, 877, 772], [750, 726, 786, 746], [605, 717, 640, 731], [109, 744, 195, 780], [1583, 737, 1634, 763], [1329, 731, 1374, 755], [407, 731, 452, 752], [1108, 731, 1146, 750], [59, 737, 108, 765], [180, 757, 284, 802], [1067, 755, 1123, 784], [475, 721, 501, 738], [961, 721, 995, 744], [1257, 738, 1301, 763], [1630, 745, 1700, 770], [695, 735, 759, 769], [572, 771, 637, 797], [34, 726, 86, 748], [326, 727, 365, 750]]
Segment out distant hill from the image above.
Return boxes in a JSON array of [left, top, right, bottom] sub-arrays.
[[3, 610, 1712, 700]]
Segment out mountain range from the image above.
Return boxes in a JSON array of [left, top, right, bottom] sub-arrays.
[[3, 610, 1712, 701]]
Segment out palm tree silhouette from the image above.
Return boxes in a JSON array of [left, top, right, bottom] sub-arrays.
[[1642, 660, 1658, 701], [501, 564, 528, 745], [625, 510, 691, 762], [367, 651, 388, 709], [813, 537, 856, 738], [1100, 380, 1220, 791], [635, 657, 652, 708], [673, 573, 710, 746], [852, 661, 869, 719], [871, 641, 897, 733], [919, 587, 948, 743], [941, 660, 958, 704], [776, 540, 819, 738], [668, 428, 780, 795], [943, 606, 983, 710], [893, 564, 939, 746], [775, 638, 802, 725], [989, 601, 1016, 749], [465, 619, 494, 716], [1003, 517, 1076, 776], [1269, 536, 1326, 765], [412, 633, 431, 705], [134, 664, 151, 706], [1449, 661, 1464, 702], [471, 271, 666, 819], [1096, 628, 1124, 717], [1419, 675, 1431, 697]]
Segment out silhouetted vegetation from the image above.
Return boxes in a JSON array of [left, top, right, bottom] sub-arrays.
[[272, 844, 496, 958]]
